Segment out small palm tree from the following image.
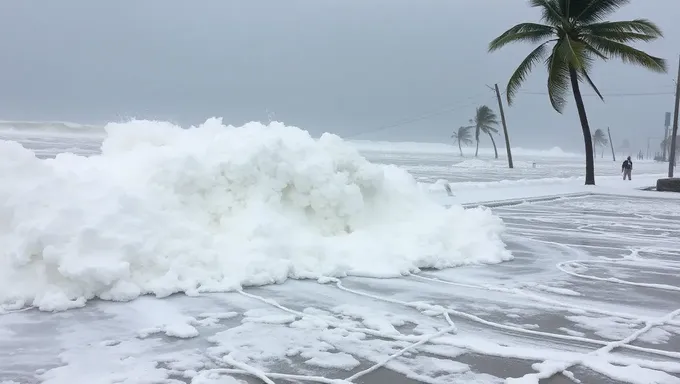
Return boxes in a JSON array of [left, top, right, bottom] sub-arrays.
[[465, 105, 500, 158], [592, 128, 608, 157], [489, 0, 666, 185], [451, 126, 474, 156]]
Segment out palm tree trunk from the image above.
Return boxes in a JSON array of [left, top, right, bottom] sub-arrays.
[[475, 139, 479, 157], [487, 132, 498, 159], [494, 83, 513, 169], [458, 140, 463, 156], [569, 67, 595, 185], [607, 127, 616, 162]]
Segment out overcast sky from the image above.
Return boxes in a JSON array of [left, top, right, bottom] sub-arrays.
[[0, 0, 677, 152]]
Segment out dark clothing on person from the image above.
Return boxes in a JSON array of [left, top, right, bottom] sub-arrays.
[[622, 157, 632, 180]]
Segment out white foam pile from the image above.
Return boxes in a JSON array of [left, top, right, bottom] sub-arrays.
[[0, 118, 512, 311]]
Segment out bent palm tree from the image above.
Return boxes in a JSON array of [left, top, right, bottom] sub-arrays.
[[481, 124, 501, 159], [451, 126, 474, 156], [468, 105, 500, 158], [489, 0, 666, 185], [592, 128, 608, 157]]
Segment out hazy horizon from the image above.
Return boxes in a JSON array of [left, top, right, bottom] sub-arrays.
[[1, 0, 678, 154]]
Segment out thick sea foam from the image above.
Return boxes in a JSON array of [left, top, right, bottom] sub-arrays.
[[0, 118, 511, 311]]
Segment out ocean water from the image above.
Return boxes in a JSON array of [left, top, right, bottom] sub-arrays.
[[0, 123, 666, 184]]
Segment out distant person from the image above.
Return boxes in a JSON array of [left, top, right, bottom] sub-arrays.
[[621, 156, 633, 180]]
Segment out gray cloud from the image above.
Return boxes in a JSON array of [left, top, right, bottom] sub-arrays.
[[0, 0, 677, 153]]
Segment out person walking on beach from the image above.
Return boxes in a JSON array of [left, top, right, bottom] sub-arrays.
[[622, 156, 633, 181]]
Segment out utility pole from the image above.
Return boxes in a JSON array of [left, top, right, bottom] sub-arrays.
[[668, 55, 680, 178], [607, 127, 616, 162], [493, 84, 513, 169], [663, 113, 671, 161]]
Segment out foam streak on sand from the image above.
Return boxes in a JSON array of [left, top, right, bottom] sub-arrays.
[[0, 118, 511, 311]]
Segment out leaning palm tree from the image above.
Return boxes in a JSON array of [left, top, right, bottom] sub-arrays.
[[489, 0, 666, 185], [592, 128, 608, 157], [481, 124, 501, 159], [451, 126, 474, 156], [466, 105, 500, 158]]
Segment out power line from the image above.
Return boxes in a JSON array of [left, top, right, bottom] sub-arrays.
[[347, 93, 495, 139], [345, 86, 672, 139], [516, 90, 674, 97]]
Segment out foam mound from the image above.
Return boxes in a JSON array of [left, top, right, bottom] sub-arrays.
[[0, 118, 512, 311]]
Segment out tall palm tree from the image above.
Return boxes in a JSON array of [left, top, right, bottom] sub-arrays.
[[592, 128, 608, 157], [451, 126, 474, 156], [466, 105, 500, 158], [488, 0, 666, 185]]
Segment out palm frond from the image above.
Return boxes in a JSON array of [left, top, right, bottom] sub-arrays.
[[592, 128, 608, 145], [562, 37, 592, 71], [529, 0, 564, 26], [586, 31, 658, 43], [489, 23, 555, 52], [579, 69, 604, 101], [454, 126, 474, 143], [490, 0, 665, 122], [580, 39, 609, 60], [476, 105, 495, 117], [459, 125, 475, 137], [481, 125, 500, 134], [481, 116, 500, 126], [571, 39, 608, 98], [545, 41, 572, 113], [574, 0, 631, 24], [581, 19, 663, 42], [506, 41, 554, 105], [592, 129, 607, 147], [582, 35, 667, 72], [474, 106, 499, 128]]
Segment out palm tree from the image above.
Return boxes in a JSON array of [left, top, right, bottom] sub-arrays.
[[592, 128, 608, 157], [488, 0, 666, 185], [482, 124, 501, 159], [451, 126, 474, 156], [466, 105, 501, 158]]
